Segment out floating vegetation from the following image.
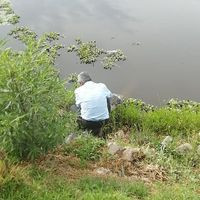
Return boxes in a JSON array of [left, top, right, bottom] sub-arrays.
[[126, 98, 155, 112], [0, 0, 19, 25], [9, 26, 37, 44], [67, 73, 78, 84], [102, 49, 126, 69], [166, 98, 200, 112], [9, 26, 64, 63], [122, 98, 200, 113], [68, 38, 126, 69]]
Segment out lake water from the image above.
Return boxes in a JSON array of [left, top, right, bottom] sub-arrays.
[[1, 0, 200, 105]]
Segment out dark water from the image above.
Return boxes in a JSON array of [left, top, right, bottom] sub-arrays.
[[1, 0, 200, 105]]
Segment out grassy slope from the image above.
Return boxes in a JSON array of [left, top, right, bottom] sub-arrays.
[[0, 134, 199, 200], [0, 166, 199, 200], [0, 99, 200, 200]]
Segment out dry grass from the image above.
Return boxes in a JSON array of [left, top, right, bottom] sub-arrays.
[[35, 147, 167, 183]]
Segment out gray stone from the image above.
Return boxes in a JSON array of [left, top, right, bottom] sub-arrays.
[[109, 94, 124, 110], [145, 164, 159, 171], [95, 167, 111, 175], [161, 136, 173, 147], [115, 130, 125, 138], [140, 177, 151, 183], [122, 147, 140, 161], [64, 133, 77, 144], [70, 105, 80, 114], [142, 147, 156, 158], [197, 145, 200, 155], [175, 143, 193, 154], [107, 142, 123, 155]]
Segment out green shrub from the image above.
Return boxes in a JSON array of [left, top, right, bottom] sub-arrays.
[[0, 29, 69, 160], [64, 135, 105, 161], [108, 103, 142, 131]]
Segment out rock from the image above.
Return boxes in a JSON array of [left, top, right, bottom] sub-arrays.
[[95, 167, 111, 175], [64, 133, 77, 144], [142, 147, 156, 158], [70, 105, 80, 113], [107, 142, 123, 155], [145, 164, 159, 171], [140, 177, 151, 183], [197, 145, 200, 155], [115, 130, 125, 138], [175, 143, 193, 155], [161, 136, 173, 147], [122, 147, 140, 161], [110, 94, 124, 110]]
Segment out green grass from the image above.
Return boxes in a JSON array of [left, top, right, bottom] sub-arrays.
[[1, 168, 199, 200], [78, 177, 149, 199], [63, 134, 105, 161], [147, 183, 200, 200], [108, 103, 142, 131], [0, 171, 149, 200], [107, 101, 200, 137], [143, 108, 200, 136]]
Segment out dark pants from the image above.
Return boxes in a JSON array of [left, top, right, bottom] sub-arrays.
[[77, 117, 108, 138]]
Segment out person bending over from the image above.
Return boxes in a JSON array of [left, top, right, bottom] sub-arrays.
[[75, 72, 112, 138]]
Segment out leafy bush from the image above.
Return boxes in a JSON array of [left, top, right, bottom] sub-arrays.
[[0, 29, 69, 160], [108, 102, 143, 131], [64, 135, 105, 161]]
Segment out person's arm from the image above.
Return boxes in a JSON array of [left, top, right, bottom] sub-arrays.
[[102, 84, 112, 113], [75, 89, 81, 108], [102, 84, 112, 98], [107, 97, 111, 113]]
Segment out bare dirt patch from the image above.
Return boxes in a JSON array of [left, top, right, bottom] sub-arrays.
[[37, 152, 92, 180], [36, 148, 167, 183], [93, 157, 167, 183]]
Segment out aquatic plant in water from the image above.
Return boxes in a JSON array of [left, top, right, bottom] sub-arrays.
[[166, 98, 200, 112], [68, 38, 126, 69], [0, 0, 19, 25]]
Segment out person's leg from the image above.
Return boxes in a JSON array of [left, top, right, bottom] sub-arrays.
[[99, 119, 109, 139], [88, 121, 105, 138], [91, 126, 102, 137], [77, 117, 97, 135], [77, 116, 87, 130], [77, 117, 107, 139]]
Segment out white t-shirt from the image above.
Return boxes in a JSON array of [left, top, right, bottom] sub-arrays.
[[75, 81, 112, 121]]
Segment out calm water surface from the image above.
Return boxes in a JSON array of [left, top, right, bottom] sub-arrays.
[[1, 0, 200, 105]]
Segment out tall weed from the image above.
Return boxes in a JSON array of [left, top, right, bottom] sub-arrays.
[[0, 30, 69, 160]]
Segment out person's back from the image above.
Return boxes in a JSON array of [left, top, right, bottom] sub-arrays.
[[75, 72, 112, 137], [75, 81, 111, 121]]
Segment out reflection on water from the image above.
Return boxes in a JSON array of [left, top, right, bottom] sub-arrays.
[[1, 0, 200, 105]]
